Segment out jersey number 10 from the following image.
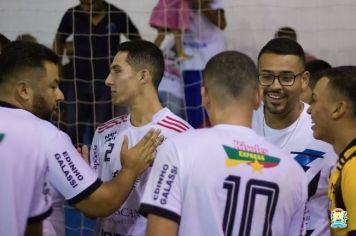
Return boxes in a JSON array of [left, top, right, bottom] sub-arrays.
[[223, 175, 279, 236]]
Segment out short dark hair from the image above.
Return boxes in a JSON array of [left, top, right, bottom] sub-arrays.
[[117, 40, 164, 90], [258, 38, 305, 67], [306, 59, 332, 89], [203, 51, 258, 102], [322, 66, 356, 117], [274, 26, 297, 41], [0, 41, 58, 84]]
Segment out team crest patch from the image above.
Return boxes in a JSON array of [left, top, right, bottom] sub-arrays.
[[330, 208, 347, 229], [223, 145, 280, 172], [0, 133, 5, 143]]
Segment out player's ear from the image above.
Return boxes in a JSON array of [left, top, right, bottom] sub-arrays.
[[201, 86, 210, 109], [301, 70, 310, 91], [331, 100, 347, 120], [15, 79, 34, 102], [253, 85, 263, 110], [138, 69, 150, 85]]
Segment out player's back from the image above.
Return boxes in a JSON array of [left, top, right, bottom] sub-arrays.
[[141, 124, 307, 236], [0, 106, 52, 235]]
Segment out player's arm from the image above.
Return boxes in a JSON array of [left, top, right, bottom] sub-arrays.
[[24, 222, 42, 236], [52, 34, 66, 58], [191, 0, 226, 29], [53, 10, 72, 59], [140, 139, 182, 235], [146, 214, 178, 236], [73, 129, 163, 218]]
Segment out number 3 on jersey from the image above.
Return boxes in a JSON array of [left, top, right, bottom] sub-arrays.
[[223, 175, 279, 236]]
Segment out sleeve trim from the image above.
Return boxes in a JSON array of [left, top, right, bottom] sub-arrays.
[[139, 203, 181, 224], [67, 178, 102, 205], [28, 207, 52, 224]]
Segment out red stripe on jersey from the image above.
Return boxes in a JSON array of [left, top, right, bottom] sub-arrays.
[[98, 115, 127, 133], [165, 116, 190, 129], [157, 122, 183, 133], [160, 118, 188, 132]]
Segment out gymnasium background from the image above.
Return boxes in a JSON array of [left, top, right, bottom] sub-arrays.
[[1, 0, 355, 235], [1, 0, 356, 66]]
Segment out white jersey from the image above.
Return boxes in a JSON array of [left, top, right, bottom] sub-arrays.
[[252, 103, 338, 236], [90, 108, 192, 236], [0, 104, 52, 236], [180, 0, 226, 71], [140, 125, 307, 236], [0, 102, 102, 236]]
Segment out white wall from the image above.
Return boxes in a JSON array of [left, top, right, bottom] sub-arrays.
[[0, 0, 355, 66]]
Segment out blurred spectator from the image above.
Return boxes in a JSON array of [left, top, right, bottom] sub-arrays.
[[16, 33, 38, 43], [301, 59, 332, 104], [53, 0, 141, 145], [0, 33, 10, 54], [181, 0, 227, 128], [274, 26, 317, 63], [150, 0, 192, 61]]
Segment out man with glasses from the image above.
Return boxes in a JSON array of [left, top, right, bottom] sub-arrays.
[[252, 38, 338, 236]]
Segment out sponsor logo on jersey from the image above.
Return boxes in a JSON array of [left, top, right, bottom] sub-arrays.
[[153, 164, 178, 205], [100, 229, 133, 236], [292, 149, 325, 172], [55, 151, 84, 188], [223, 145, 280, 172], [0, 133, 5, 143], [105, 131, 117, 144], [112, 207, 140, 219], [330, 208, 347, 229], [91, 145, 100, 170]]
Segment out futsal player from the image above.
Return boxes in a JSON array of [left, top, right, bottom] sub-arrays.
[[90, 40, 193, 236]]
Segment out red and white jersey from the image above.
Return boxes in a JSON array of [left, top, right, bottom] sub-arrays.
[[140, 125, 307, 236], [252, 103, 338, 236], [0, 104, 52, 236], [90, 108, 192, 236]]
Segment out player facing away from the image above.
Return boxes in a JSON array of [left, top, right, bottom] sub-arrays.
[[308, 66, 356, 236], [139, 51, 308, 236], [150, 0, 192, 61], [252, 38, 338, 236], [90, 40, 192, 236], [0, 41, 162, 236]]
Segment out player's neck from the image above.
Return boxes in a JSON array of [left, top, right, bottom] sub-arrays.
[[330, 121, 356, 155], [128, 93, 162, 127], [210, 105, 253, 128], [0, 93, 25, 110], [264, 102, 304, 129]]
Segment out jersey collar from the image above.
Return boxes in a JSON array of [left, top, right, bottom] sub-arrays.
[[337, 138, 356, 170], [0, 101, 20, 109]]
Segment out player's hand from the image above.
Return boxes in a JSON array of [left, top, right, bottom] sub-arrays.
[[120, 129, 164, 176], [77, 145, 89, 164]]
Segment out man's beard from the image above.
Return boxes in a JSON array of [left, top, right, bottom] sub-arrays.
[[32, 94, 56, 121]]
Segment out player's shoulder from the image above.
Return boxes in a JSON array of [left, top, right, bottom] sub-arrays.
[[96, 115, 129, 135], [156, 108, 193, 133]]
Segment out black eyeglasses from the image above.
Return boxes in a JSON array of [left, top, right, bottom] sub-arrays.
[[258, 71, 304, 86]]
